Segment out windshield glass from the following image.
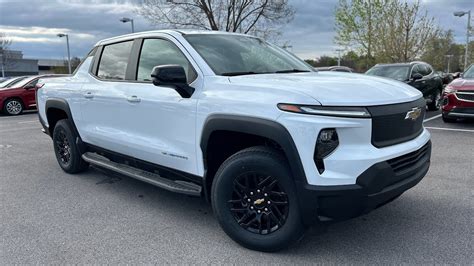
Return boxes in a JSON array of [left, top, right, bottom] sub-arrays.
[[463, 65, 474, 79], [0, 76, 27, 88], [12, 76, 37, 88], [184, 34, 313, 76], [366, 65, 410, 81]]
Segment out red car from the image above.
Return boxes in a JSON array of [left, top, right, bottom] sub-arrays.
[[0, 75, 62, 115], [442, 64, 474, 123]]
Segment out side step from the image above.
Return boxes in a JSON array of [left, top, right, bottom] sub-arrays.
[[82, 152, 201, 196]]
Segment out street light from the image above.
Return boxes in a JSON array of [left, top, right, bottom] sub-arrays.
[[445, 55, 453, 73], [454, 10, 471, 70], [57, 33, 71, 74], [336, 49, 344, 66], [120, 17, 135, 33]]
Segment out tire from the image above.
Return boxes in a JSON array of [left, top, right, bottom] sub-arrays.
[[211, 146, 305, 252], [3, 98, 24, 115], [442, 114, 456, 123], [52, 119, 88, 173], [427, 90, 441, 111]]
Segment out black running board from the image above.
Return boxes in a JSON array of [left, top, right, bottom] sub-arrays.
[[82, 152, 202, 196]]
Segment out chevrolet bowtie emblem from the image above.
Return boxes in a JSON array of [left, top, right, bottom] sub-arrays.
[[254, 198, 265, 205], [405, 107, 422, 121]]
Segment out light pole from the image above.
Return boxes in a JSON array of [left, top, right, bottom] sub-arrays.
[[336, 49, 344, 66], [454, 10, 471, 70], [445, 54, 453, 73], [57, 33, 71, 74], [120, 17, 135, 33]]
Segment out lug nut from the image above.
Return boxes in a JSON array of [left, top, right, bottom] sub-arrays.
[[250, 192, 254, 195], [264, 208, 268, 211], [257, 210, 261, 213], [250, 206, 254, 210], [267, 201, 271, 204], [257, 189, 261, 193], [264, 193, 268, 197], [247, 198, 251, 202]]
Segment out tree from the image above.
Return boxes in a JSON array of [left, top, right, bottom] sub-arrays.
[[137, 0, 294, 38], [335, 0, 439, 65], [0, 32, 13, 77]]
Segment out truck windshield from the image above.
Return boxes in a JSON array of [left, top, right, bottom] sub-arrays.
[[184, 34, 313, 76], [366, 66, 410, 81]]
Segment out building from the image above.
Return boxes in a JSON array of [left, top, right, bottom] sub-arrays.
[[0, 50, 38, 77]]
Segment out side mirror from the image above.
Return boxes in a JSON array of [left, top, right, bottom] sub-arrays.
[[412, 73, 423, 80], [151, 65, 194, 98], [24, 84, 35, 90]]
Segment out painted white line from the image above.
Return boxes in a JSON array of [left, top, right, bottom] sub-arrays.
[[425, 126, 474, 133], [423, 114, 442, 123], [0, 127, 41, 133], [18, 120, 38, 124]]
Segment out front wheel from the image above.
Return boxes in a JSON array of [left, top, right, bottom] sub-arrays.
[[427, 91, 441, 111], [53, 119, 89, 173], [3, 98, 23, 115], [211, 146, 305, 252]]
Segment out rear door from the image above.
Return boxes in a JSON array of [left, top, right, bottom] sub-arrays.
[[80, 40, 135, 155]]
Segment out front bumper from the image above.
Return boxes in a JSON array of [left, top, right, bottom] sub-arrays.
[[296, 140, 431, 223], [442, 93, 474, 118]]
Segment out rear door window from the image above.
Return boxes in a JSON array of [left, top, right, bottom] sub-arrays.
[[97, 41, 133, 80]]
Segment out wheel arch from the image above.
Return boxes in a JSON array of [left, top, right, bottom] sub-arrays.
[[200, 115, 307, 200], [44, 98, 82, 146]]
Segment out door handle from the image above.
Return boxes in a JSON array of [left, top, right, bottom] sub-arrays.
[[127, 95, 141, 103], [84, 92, 94, 99]]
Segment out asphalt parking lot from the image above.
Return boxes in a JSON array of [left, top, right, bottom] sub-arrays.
[[0, 110, 472, 264]]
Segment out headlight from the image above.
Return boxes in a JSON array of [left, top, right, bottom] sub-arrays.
[[314, 128, 339, 174], [444, 86, 456, 94], [277, 103, 371, 118]]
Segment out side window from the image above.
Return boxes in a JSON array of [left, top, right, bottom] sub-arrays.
[[411, 64, 422, 76], [137, 39, 197, 83], [422, 64, 432, 76], [97, 41, 133, 80]]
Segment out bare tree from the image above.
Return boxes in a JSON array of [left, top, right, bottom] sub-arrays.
[[0, 33, 13, 77], [137, 0, 294, 38]]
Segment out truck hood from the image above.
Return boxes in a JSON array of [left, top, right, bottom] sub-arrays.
[[228, 72, 422, 106]]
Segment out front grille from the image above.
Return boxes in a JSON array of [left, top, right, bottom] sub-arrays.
[[387, 142, 430, 175], [456, 91, 474, 102], [367, 98, 425, 148]]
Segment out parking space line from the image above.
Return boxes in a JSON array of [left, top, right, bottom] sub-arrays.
[[18, 120, 38, 124], [0, 127, 41, 133], [423, 114, 441, 123], [425, 126, 474, 133]]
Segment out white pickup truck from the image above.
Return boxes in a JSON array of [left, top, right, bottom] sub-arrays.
[[37, 30, 431, 252]]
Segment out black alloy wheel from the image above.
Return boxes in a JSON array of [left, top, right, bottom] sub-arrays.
[[228, 172, 289, 235]]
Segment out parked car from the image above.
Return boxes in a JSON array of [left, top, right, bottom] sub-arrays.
[[0, 75, 62, 115], [0, 76, 28, 88], [37, 30, 431, 252], [442, 64, 474, 122], [366, 62, 444, 110], [435, 71, 454, 85], [315, 66, 353, 72]]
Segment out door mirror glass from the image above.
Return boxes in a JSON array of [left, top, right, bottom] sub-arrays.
[[151, 65, 194, 98]]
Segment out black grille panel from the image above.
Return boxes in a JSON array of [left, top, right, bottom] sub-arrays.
[[388, 142, 430, 175], [456, 91, 474, 102], [368, 98, 425, 148]]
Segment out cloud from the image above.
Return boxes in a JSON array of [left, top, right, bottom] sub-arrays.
[[0, 0, 470, 60]]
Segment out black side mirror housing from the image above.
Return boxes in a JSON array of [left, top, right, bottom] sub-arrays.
[[151, 65, 195, 98], [412, 73, 423, 80]]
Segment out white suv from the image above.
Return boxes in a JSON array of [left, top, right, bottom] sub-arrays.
[[37, 30, 431, 252]]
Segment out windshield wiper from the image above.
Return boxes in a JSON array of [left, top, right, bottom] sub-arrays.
[[221, 71, 268, 76], [275, 69, 311, 73]]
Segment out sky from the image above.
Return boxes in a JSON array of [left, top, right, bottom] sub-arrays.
[[0, 0, 472, 60]]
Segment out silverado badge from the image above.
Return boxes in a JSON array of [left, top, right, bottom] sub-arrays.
[[254, 198, 265, 205], [405, 107, 422, 121]]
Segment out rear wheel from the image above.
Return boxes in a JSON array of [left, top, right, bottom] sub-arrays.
[[3, 98, 23, 115], [428, 91, 441, 111], [211, 146, 305, 252], [53, 119, 88, 173]]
